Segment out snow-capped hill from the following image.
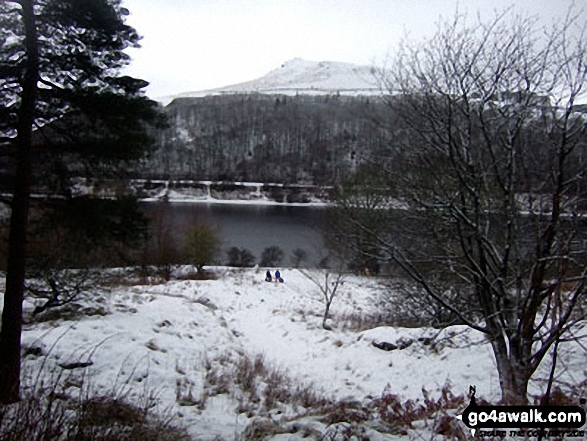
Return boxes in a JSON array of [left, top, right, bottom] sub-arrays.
[[159, 58, 381, 105], [241, 58, 380, 94]]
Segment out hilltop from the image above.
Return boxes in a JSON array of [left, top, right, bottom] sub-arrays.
[[158, 58, 382, 105]]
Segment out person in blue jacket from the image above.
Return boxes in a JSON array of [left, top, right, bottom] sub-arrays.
[[275, 270, 283, 282]]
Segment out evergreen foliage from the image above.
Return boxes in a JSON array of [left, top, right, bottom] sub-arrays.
[[0, 0, 165, 403]]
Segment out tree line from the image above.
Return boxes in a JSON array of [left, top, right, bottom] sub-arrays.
[[135, 94, 390, 185]]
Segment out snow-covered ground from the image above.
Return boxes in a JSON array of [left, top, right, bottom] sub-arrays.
[[4, 268, 586, 439]]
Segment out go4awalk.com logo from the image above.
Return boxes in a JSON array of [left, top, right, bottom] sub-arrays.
[[456, 387, 586, 438]]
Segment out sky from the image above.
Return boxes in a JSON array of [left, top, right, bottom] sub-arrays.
[[121, 0, 582, 100]]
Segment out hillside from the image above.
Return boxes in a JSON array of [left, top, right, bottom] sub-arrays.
[[136, 93, 390, 185], [158, 58, 382, 105], [130, 59, 390, 185]]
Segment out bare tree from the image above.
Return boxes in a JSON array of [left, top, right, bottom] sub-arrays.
[[141, 204, 183, 281], [325, 164, 393, 275], [300, 268, 346, 330], [344, 9, 587, 404]]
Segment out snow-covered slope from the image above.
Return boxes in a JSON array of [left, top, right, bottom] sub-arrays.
[[8, 268, 585, 439], [159, 58, 381, 105]]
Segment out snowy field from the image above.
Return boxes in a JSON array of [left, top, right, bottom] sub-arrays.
[[4, 268, 585, 440]]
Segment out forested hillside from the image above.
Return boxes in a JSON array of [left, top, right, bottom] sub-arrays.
[[136, 94, 390, 185]]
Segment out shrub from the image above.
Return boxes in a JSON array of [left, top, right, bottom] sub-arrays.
[[198, 351, 472, 438], [183, 224, 221, 272], [201, 351, 330, 414], [140, 208, 183, 281], [226, 247, 255, 267], [26, 268, 103, 318], [290, 248, 308, 268], [0, 370, 189, 441], [27, 196, 150, 269], [260, 246, 284, 267]]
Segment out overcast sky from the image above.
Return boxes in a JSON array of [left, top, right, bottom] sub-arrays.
[[121, 0, 581, 99]]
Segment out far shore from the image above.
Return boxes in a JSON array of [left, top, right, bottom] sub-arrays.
[[139, 195, 330, 207]]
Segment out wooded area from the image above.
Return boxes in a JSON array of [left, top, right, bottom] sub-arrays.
[[135, 94, 390, 185]]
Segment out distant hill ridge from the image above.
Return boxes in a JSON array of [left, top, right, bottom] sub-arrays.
[[159, 58, 381, 105]]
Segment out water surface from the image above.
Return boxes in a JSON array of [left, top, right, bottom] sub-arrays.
[[140, 202, 328, 266]]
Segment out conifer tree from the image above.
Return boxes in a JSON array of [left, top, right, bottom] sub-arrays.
[[0, 0, 164, 403]]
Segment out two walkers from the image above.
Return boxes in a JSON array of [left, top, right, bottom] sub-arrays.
[[265, 270, 283, 283]]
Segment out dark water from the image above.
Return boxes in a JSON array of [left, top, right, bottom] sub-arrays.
[[140, 202, 328, 266]]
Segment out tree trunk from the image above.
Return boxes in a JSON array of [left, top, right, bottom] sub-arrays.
[[492, 339, 531, 405], [0, 0, 38, 404], [322, 300, 332, 330]]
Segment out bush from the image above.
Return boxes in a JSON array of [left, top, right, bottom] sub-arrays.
[[198, 350, 470, 438], [260, 246, 284, 267], [0, 371, 190, 441], [290, 248, 308, 268], [201, 351, 331, 417], [226, 247, 255, 267], [140, 207, 183, 281], [30, 196, 151, 267], [183, 224, 221, 272]]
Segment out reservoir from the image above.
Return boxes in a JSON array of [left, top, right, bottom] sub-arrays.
[[140, 202, 328, 267]]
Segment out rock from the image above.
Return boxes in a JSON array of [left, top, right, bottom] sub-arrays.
[[397, 337, 414, 349], [372, 341, 398, 351], [59, 361, 93, 370], [23, 346, 45, 358]]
